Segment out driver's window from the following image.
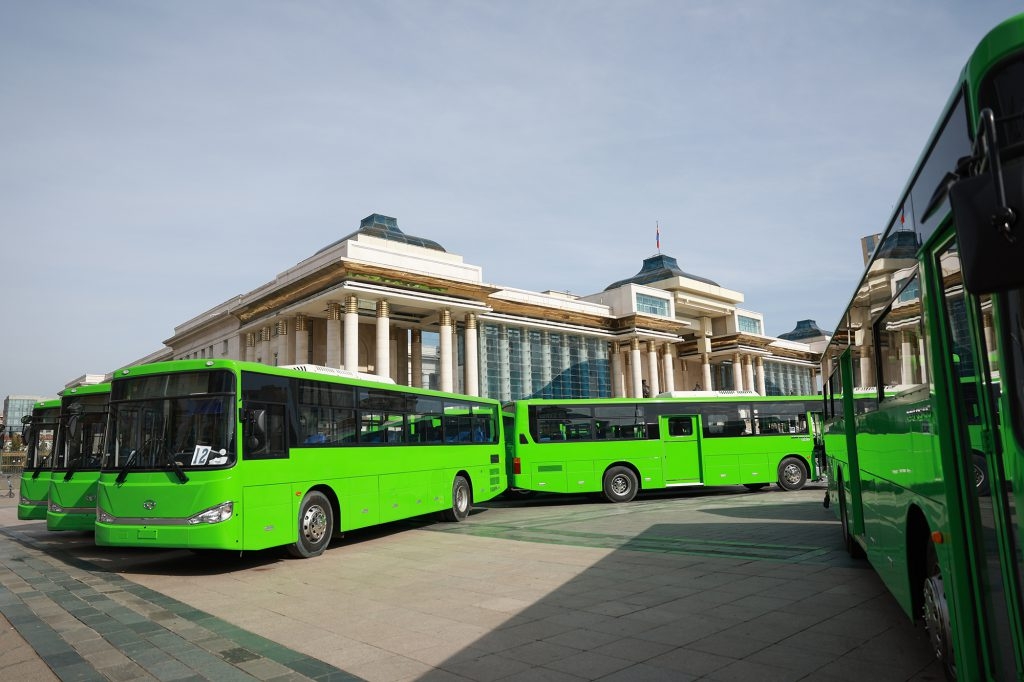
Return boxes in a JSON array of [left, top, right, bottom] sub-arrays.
[[244, 403, 288, 460]]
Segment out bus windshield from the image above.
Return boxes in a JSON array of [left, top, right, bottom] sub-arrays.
[[102, 370, 236, 472]]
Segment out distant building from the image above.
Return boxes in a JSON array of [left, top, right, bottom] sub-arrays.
[[2, 394, 53, 442], [150, 214, 822, 399]]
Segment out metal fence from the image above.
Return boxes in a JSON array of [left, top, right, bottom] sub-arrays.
[[1, 452, 26, 476]]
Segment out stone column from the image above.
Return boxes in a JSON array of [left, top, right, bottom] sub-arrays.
[[919, 336, 928, 385], [541, 332, 552, 396], [244, 332, 256, 363], [744, 355, 755, 392], [630, 338, 643, 398], [662, 344, 676, 393], [344, 295, 359, 372], [439, 309, 453, 393], [755, 357, 766, 396], [646, 341, 660, 396], [733, 353, 744, 392], [259, 326, 272, 364], [610, 343, 624, 398], [376, 300, 390, 379], [464, 313, 479, 396], [411, 329, 423, 388], [326, 301, 342, 369], [901, 332, 914, 385], [293, 315, 309, 366], [700, 353, 712, 391], [276, 319, 291, 366], [681, 359, 691, 390]]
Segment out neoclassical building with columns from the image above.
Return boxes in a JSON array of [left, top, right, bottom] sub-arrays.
[[161, 214, 823, 400]]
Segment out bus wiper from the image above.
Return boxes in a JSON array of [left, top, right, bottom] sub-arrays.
[[168, 460, 189, 484], [115, 450, 137, 486], [63, 463, 78, 482]]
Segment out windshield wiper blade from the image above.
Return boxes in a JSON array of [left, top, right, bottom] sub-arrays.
[[168, 460, 189, 484], [115, 450, 137, 486]]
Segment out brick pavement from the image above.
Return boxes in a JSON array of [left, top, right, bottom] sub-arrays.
[[0, 474, 944, 681]]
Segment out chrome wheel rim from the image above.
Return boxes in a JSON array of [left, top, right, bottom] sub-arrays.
[[301, 504, 328, 545], [455, 484, 468, 513], [781, 463, 802, 487], [923, 574, 953, 666], [611, 474, 631, 496]]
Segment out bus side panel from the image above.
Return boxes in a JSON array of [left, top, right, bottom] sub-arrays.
[[336, 474, 381, 532], [241, 483, 294, 550], [854, 399, 943, 617]]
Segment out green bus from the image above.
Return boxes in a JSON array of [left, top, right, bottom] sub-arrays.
[[822, 13, 1024, 677], [47, 381, 111, 531], [17, 398, 61, 520], [95, 359, 506, 558], [508, 393, 823, 502]]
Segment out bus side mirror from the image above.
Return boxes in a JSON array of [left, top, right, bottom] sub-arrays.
[[21, 415, 32, 425], [948, 108, 1024, 294], [242, 408, 267, 451]]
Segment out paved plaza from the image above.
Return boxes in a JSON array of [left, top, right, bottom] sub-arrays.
[[0, 477, 943, 681]]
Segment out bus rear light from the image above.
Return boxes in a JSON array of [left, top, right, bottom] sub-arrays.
[[513, 457, 521, 475]]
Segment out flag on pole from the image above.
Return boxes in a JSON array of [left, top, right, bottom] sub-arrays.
[[656, 222, 661, 251]]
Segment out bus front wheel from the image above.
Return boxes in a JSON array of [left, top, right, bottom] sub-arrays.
[[777, 457, 808, 491], [922, 539, 955, 678], [442, 475, 471, 522], [603, 467, 638, 503], [289, 490, 334, 558]]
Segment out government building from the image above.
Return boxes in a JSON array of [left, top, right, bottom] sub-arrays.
[[155, 214, 825, 400]]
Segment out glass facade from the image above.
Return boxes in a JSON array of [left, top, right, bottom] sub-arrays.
[[763, 360, 813, 396], [636, 293, 670, 317], [478, 323, 610, 401], [738, 315, 762, 334]]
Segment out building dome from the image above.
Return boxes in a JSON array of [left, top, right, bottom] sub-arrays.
[[778, 319, 830, 341], [317, 214, 447, 254], [605, 253, 719, 291]]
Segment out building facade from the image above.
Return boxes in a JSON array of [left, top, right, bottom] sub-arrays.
[[160, 214, 822, 400]]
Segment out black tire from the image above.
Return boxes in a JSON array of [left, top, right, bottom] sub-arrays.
[[838, 477, 865, 559], [602, 466, 639, 503], [973, 453, 991, 497], [777, 457, 808, 491], [743, 483, 768, 492], [288, 491, 333, 558], [922, 538, 956, 679], [441, 475, 471, 522]]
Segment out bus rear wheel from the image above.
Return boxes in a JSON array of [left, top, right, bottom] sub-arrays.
[[441, 475, 471, 522], [777, 457, 808, 491], [288, 490, 333, 558], [603, 466, 638, 503]]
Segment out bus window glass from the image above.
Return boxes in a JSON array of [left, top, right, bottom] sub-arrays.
[[593, 404, 648, 440], [361, 411, 405, 444], [753, 402, 809, 435], [875, 271, 928, 399], [667, 417, 693, 437]]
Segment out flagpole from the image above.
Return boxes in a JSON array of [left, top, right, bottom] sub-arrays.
[[656, 221, 661, 254]]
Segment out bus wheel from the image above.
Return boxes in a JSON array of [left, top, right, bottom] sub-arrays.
[[743, 483, 768, 492], [777, 457, 807, 491], [442, 475, 471, 522], [973, 453, 991, 497], [603, 467, 638, 503], [922, 540, 956, 677], [288, 491, 333, 558]]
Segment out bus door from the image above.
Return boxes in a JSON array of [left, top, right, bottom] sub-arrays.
[[659, 415, 700, 484], [934, 240, 1023, 677]]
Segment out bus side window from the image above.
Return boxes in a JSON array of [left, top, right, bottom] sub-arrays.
[[667, 417, 693, 437]]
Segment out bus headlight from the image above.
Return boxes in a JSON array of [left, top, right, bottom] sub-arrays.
[[187, 502, 234, 525], [97, 508, 115, 524], [49, 502, 64, 513]]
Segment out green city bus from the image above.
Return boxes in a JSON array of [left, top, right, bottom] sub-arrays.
[[508, 393, 823, 502], [17, 398, 61, 520], [95, 359, 506, 558], [822, 13, 1024, 677], [47, 381, 111, 531]]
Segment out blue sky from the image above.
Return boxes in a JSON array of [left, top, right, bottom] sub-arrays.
[[2, 0, 1021, 397]]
